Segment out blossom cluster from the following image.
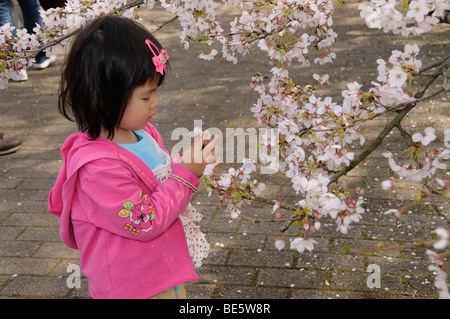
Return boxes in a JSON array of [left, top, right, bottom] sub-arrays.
[[160, 0, 223, 59], [359, 0, 450, 36], [158, 0, 338, 64], [0, 23, 41, 88], [220, 0, 337, 66], [383, 138, 449, 182], [247, 65, 368, 244], [203, 158, 266, 219], [371, 43, 421, 107]]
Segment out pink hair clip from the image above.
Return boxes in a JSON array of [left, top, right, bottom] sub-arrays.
[[145, 39, 168, 75]]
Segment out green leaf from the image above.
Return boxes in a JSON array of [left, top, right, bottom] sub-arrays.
[[122, 201, 134, 210]]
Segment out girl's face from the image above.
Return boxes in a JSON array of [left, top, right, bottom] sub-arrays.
[[113, 80, 159, 142]]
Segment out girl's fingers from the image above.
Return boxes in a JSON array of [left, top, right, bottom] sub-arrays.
[[191, 132, 207, 163], [202, 136, 218, 158], [194, 132, 205, 150], [185, 132, 220, 165], [204, 145, 219, 164]]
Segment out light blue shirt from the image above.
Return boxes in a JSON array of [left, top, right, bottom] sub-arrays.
[[116, 130, 165, 170]]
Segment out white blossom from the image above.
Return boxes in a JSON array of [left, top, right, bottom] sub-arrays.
[[290, 237, 318, 253], [412, 127, 436, 146], [275, 238, 285, 251], [433, 228, 449, 250]]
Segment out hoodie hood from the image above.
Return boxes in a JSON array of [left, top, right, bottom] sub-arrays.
[[48, 132, 118, 249]]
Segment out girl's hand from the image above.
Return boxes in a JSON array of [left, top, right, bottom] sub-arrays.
[[180, 131, 219, 177]]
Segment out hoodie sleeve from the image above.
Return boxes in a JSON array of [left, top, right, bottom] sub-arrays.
[[76, 157, 199, 241]]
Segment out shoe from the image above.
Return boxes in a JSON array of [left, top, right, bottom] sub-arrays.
[[10, 69, 28, 82], [0, 132, 22, 155], [34, 54, 57, 70], [443, 10, 450, 23]]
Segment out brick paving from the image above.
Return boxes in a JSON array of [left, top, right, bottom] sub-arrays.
[[0, 4, 449, 299]]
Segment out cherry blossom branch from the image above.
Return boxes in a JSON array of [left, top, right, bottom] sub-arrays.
[[32, 28, 81, 55], [32, 0, 145, 56], [239, 214, 302, 224], [415, 55, 450, 100], [240, 195, 307, 232], [251, 195, 297, 213], [329, 102, 416, 184], [384, 119, 449, 221], [304, 86, 445, 135], [112, 0, 144, 12], [383, 88, 446, 113], [151, 16, 178, 33], [420, 53, 450, 73], [329, 55, 450, 185]]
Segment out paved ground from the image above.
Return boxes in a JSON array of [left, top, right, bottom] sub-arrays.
[[0, 4, 449, 299]]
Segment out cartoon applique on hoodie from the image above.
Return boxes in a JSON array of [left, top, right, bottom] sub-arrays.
[[48, 123, 201, 299]]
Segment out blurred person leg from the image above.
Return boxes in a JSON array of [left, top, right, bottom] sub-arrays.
[[17, 0, 56, 69]]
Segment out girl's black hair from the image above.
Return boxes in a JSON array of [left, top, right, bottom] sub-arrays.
[[58, 15, 167, 140]]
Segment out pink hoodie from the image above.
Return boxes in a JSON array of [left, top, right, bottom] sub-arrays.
[[48, 123, 199, 298]]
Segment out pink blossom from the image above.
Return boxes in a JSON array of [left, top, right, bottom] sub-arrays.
[[388, 67, 407, 87], [406, 0, 429, 23], [412, 127, 436, 146]]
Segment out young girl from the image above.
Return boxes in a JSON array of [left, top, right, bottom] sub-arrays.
[[48, 15, 218, 299]]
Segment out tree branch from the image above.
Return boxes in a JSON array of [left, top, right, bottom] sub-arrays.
[[329, 102, 417, 184], [151, 16, 179, 33], [32, 28, 81, 55], [395, 122, 414, 145], [443, 70, 450, 101], [420, 53, 450, 73]]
